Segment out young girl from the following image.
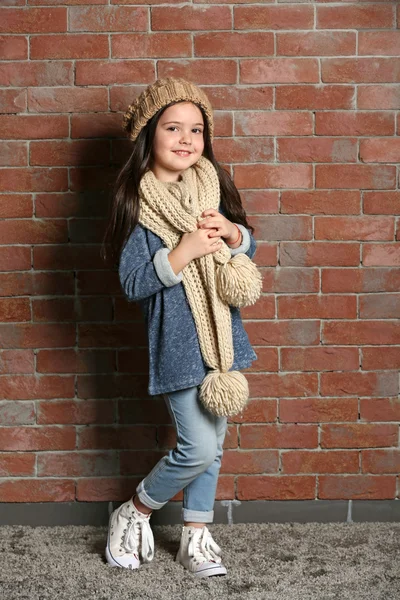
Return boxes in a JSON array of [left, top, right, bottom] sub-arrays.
[[103, 78, 261, 578]]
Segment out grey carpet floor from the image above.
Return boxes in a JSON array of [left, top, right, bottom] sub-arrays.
[[0, 523, 399, 600]]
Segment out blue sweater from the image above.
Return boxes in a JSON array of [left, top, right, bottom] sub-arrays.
[[118, 210, 258, 396]]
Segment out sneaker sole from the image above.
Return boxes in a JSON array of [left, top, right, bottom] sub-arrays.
[[193, 564, 227, 578]]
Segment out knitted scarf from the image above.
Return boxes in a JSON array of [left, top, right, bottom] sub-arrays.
[[138, 156, 262, 417]]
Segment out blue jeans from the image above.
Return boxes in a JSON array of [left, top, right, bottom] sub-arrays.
[[136, 385, 228, 523]]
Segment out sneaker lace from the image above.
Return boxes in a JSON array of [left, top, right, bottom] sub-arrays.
[[123, 516, 154, 563], [188, 526, 222, 564]]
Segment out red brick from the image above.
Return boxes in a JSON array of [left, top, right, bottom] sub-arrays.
[[213, 137, 273, 164], [278, 295, 356, 319], [0, 35, 27, 59], [77, 373, 148, 399], [77, 271, 121, 296], [362, 347, 400, 371], [0, 115, 68, 140], [241, 295, 275, 320], [318, 475, 396, 500], [0, 375, 74, 401], [0, 298, 30, 323], [229, 399, 277, 424], [320, 372, 399, 397], [0, 8, 67, 33], [281, 348, 359, 373], [316, 112, 394, 136], [322, 58, 400, 83], [262, 267, 319, 294], [362, 449, 400, 474], [282, 450, 359, 474], [152, 6, 231, 30], [240, 58, 319, 84], [30, 0, 108, 4], [0, 272, 74, 297], [316, 165, 396, 190], [240, 424, 318, 449], [33, 297, 111, 322], [0, 480, 75, 502], [221, 450, 278, 474], [363, 244, 400, 266], [76, 477, 141, 502], [235, 165, 312, 190], [0, 89, 26, 113], [323, 321, 400, 346], [252, 243, 278, 266], [321, 424, 398, 449], [0, 323, 75, 348], [277, 32, 356, 57], [35, 192, 108, 219], [0, 426, 76, 451], [214, 112, 233, 137], [195, 32, 273, 57], [37, 400, 114, 425], [75, 60, 154, 85], [360, 294, 400, 318], [38, 451, 118, 477], [247, 373, 318, 398], [30, 34, 108, 59], [359, 31, 400, 56], [0, 247, 31, 271], [0, 453, 35, 477], [364, 192, 400, 215], [276, 85, 354, 110], [118, 397, 169, 425], [237, 475, 316, 500], [360, 139, 400, 163], [358, 85, 400, 110], [280, 242, 360, 267], [120, 451, 166, 476], [0, 141, 27, 167], [0, 350, 34, 374], [112, 33, 191, 58], [315, 216, 394, 241], [37, 349, 115, 374], [0, 169, 68, 193], [0, 62, 73, 87], [158, 60, 237, 84], [281, 191, 360, 215], [317, 5, 394, 29], [235, 5, 314, 30], [33, 245, 107, 271], [204, 86, 273, 110], [280, 397, 358, 423], [69, 167, 118, 192], [241, 190, 279, 215], [236, 111, 312, 136], [0, 194, 32, 218], [360, 399, 400, 423], [278, 138, 357, 163], [30, 140, 110, 167], [70, 113, 122, 139], [70, 6, 147, 31], [250, 216, 312, 241], [0, 400, 35, 425], [0, 220, 68, 244], [322, 268, 400, 293], [28, 87, 107, 113], [78, 426, 156, 450]]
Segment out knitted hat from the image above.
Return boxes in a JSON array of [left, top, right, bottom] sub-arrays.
[[122, 77, 214, 141]]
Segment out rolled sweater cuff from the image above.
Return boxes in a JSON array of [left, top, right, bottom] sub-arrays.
[[153, 247, 183, 287], [228, 223, 251, 256]]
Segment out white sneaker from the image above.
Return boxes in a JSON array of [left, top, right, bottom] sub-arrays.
[[105, 497, 154, 569], [176, 525, 227, 578]]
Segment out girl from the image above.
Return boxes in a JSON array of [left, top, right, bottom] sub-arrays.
[[102, 78, 261, 578]]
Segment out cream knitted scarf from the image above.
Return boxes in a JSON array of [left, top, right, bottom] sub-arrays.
[[138, 156, 262, 417]]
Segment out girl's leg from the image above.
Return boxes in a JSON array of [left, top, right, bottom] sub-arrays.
[[135, 385, 220, 522], [182, 414, 227, 525]]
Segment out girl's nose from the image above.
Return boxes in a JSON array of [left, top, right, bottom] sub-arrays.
[[180, 130, 192, 144]]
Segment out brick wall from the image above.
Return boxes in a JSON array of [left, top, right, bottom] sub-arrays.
[[0, 1, 399, 505]]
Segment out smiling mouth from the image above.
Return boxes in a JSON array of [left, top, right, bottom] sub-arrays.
[[173, 151, 192, 157]]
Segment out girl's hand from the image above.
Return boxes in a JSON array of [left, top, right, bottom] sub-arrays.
[[197, 208, 238, 245]]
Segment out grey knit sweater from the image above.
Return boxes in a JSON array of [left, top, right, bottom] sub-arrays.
[[118, 210, 258, 396]]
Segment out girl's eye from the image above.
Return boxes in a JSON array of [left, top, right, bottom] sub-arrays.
[[167, 126, 178, 131], [193, 128, 203, 134]]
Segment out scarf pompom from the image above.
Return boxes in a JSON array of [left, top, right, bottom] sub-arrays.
[[199, 369, 249, 417], [216, 254, 263, 308]]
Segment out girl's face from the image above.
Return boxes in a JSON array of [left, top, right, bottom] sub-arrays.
[[150, 102, 205, 182]]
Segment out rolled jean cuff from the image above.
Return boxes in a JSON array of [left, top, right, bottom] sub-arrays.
[[182, 508, 214, 523], [136, 480, 167, 511]]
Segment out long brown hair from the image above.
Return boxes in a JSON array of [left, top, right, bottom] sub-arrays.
[[102, 101, 254, 265]]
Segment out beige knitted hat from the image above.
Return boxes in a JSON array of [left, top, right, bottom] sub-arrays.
[[122, 77, 214, 141]]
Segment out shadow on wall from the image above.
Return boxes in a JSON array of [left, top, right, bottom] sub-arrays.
[[40, 128, 171, 503]]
